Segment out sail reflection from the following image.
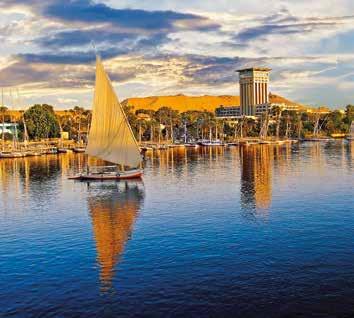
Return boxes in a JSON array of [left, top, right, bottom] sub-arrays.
[[87, 181, 144, 291], [240, 145, 272, 214]]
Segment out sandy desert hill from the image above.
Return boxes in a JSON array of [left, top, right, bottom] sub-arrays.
[[122, 93, 303, 112]]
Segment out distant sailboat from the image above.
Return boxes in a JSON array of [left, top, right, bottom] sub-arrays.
[[347, 122, 354, 141], [70, 56, 143, 180]]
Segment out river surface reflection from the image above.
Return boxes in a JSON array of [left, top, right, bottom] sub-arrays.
[[88, 182, 144, 291], [0, 141, 353, 317]]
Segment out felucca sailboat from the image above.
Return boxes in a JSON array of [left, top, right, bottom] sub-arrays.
[[70, 56, 143, 180]]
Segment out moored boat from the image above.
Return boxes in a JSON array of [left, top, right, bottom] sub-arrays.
[[302, 138, 332, 142], [242, 141, 259, 146], [73, 147, 86, 153], [45, 147, 58, 154], [0, 151, 24, 158], [259, 140, 272, 144], [25, 150, 42, 156], [199, 139, 223, 146], [185, 143, 199, 148]]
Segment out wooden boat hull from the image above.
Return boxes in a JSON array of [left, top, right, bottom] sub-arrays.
[[69, 169, 143, 181], [73, 148, 86, 153], [200, 143, 223, 146], [0, 152, 24, 158], [302, 138, 332, 142], [25, 151, 42, 157]]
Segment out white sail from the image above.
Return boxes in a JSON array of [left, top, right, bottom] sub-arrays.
[[86, 57, 141, 168]]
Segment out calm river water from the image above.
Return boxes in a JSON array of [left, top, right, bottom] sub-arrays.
[[0, 142, 353, 317]]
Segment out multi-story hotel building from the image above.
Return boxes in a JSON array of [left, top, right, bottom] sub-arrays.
[[237, 67, 271, 117]]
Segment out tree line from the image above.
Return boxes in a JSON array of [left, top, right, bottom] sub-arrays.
[[0, 104, 353, 142]]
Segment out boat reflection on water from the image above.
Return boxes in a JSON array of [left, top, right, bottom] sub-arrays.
[[87, 181, 144, 291], [240, 145, 272, 215]]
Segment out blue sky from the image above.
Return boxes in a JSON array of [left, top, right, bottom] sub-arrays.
[[1, 0, 354, 109]]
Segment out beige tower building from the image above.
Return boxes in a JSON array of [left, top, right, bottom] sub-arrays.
[[237, 67, 271, 116]]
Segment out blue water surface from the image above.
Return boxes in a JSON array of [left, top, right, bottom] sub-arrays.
[[0, 141, 353, 317]]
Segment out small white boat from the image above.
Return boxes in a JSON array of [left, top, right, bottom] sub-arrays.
[[185, 143, 199, 148], [45, 148, 58, 154], [25, 150, 42, 156], [73, 147, 86, 153], [199, 139, 223, 146], [0, 151, 24, 158], [303, 138, 332, 142], [259, 140, 272, 144]]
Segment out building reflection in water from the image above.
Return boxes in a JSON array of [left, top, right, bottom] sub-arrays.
[[240, 145, 272, 214], [87, 181, 144, 291]]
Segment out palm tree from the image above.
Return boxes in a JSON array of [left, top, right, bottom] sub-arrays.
[[296, 112, 303, 139], [136, 117, 148, 143], [169, 108, 180, 143], [70, 106, 85, 143], [272, 106, 282, 139], [150, 119, 156, 142], [244, 117, 257, 137], [154, 107, 177, 143], [216, 118, 225, 141]]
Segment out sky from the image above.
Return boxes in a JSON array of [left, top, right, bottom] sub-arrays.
[[1, 0, 354, 109]]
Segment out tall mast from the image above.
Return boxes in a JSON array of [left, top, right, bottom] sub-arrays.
[[17, 89, 28, 146], [285, 114, 290, 139], [259, 111, 269, 140], [1, 88, 4, 152], [184, 121, 187, 143], [9, 89, 18, 149], [297, 113, 302, 139], [313, 115, 319, 137]]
